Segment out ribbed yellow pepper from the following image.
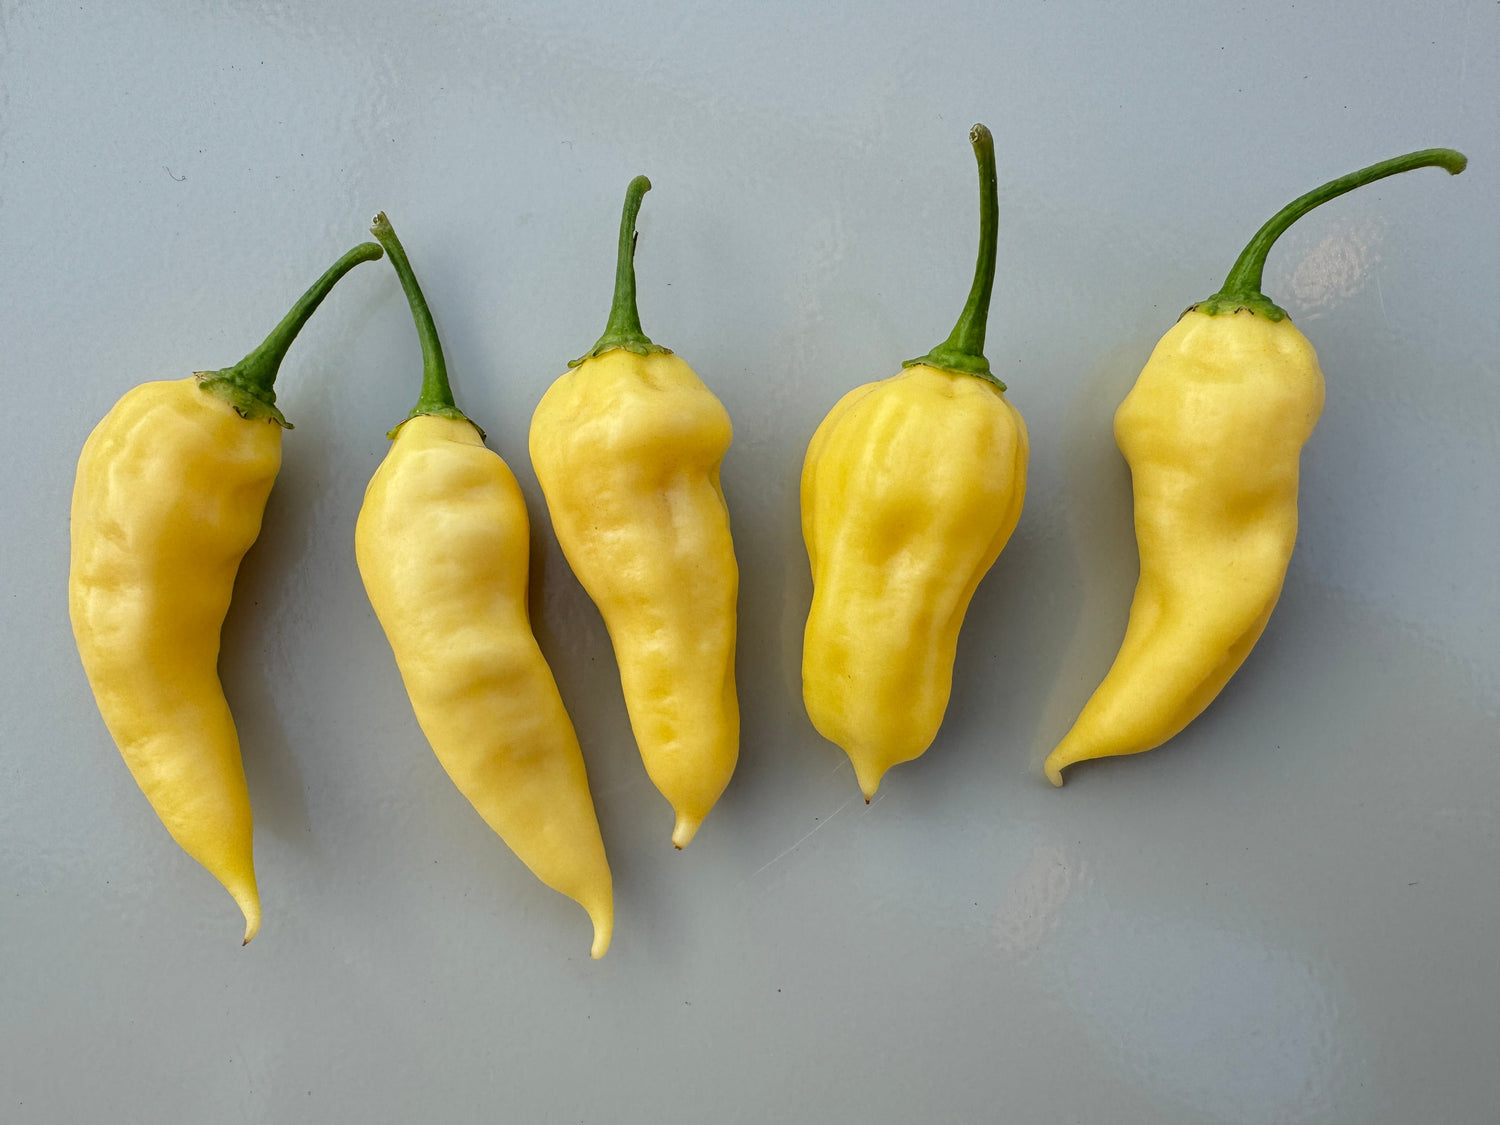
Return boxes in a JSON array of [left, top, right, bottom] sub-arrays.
[[530, 177, 739, 849], [69, 241, 383, 942], [356, 216, 613, 957], [1046, 148, 1467, 785], [802, 124, 1028, 800]]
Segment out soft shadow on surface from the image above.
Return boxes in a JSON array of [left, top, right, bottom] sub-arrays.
[[909, 338, 1147, 805], [217, 457, 315, 851], [1029, 338, 1153, 778], [523, 464, 695, 969]]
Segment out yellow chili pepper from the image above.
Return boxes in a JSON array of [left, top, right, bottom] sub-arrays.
[[802, 124, 1029, 800], [356, 215, 613, 957], [1045, 148, 1467, 786], [530, 177, 739, 849], [69, 241, 383, 943]]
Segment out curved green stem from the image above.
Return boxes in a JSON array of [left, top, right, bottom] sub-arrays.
[[904, 123, 1005, 390], [198, 241, 383, 428], [369, 212, 479, 437], [1194, 147, 1467, 320], [571, 175, 672, 367]]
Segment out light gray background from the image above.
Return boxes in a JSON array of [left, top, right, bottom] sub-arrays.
[[2, 2, 1496, 1122]]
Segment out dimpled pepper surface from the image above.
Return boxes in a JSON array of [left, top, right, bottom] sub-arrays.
[[69, 241, 382, 942], [802, 124, 1028, 800], [1045, 148, 1466, 785], [530, 177, 738, 849], [357, 215, 613, 957]]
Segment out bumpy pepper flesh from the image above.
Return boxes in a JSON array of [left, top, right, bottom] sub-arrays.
[[69, 241, 383, 942], [356, 215, 613, 957], [802, 124, 1029, 800], [1045, 148, 1467, 786], [530, 177, 738, 849]]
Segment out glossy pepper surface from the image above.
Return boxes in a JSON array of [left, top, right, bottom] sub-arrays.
[[802, 124, 1029, 800], [1045, 148, 1467, 786], [530, 177, 738, 849], [69, 241, 382, 942], [356, 215, 613, 957]]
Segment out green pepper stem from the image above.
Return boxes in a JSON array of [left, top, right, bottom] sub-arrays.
[[571, 175, 672, 367], [369, 212, 477, 435], [904, 123, 1005, 390], [1196, 147, 1467, 320], [198, 241, 383, 427]]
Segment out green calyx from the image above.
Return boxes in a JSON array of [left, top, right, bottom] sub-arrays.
[[369, 212, 482, 439], [570, 174, 673, 368], [1191, 147, 1468, 321], [197, 241, 384, 428], [903, 123, 1006, 391]]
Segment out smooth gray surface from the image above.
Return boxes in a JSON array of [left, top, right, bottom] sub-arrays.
[[2, 2, 1497, 1122]]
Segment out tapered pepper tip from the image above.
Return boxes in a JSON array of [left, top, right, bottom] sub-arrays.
[[588, 913, 613, 960], [854, 763, 884, 802], [231, 885, 262, 945], [671, 813, 701, 850]]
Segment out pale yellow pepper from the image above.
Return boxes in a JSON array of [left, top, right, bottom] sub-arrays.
[[802, 125, 1028, 800], [356, 215, 612, 957], [69, 241, 383, 942], [1046, 148, 1467, 785], [530, 177, 738, 849]]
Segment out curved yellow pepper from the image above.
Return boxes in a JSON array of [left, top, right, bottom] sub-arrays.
[[802, 124, 1028, 800], [69, 241, 383, 942], [531, 177, 738, 849], [356, 216, 613, 957], [1046, 148, 1467, 785]]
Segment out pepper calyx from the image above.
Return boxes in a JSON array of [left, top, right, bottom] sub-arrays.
[[196, 371, 293, 428], [568, 337, 673, 369], [901, 352, 1007, 390], [386, 406, 485, 442], [1185, 293, 1288, 322]]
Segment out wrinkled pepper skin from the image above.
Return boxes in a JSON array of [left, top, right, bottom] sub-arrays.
[[531, 177, 738, 849], [1043, 312, 1321, 784], [801, 124, 1027, 799], [530, 348, 738, 850], [67, 242, 380, 942], [1044, 147, 1465, 785], [357, 416, 614, 958], [70, 381, 278, 941], [802, 366, 1027, 798], [358, 214, 613, 958]]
